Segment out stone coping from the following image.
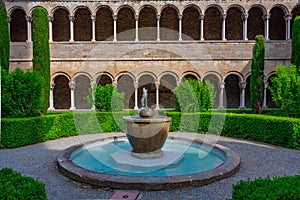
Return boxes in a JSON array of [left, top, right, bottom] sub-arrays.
[[57, 134, 240, 190]]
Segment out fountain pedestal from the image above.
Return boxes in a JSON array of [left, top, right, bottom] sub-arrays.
[[123, 109, 171, 159]]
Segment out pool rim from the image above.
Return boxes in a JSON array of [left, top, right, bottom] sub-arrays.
[[57, 134, 240, 190]]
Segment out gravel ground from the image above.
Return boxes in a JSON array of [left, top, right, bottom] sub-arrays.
[[0, 132, 299, 200]]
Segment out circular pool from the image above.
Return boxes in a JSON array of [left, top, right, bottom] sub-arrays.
[[57, 134, 240, 190]]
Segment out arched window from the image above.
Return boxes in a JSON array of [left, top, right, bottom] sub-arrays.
[[96, 7, 113, 41], [159, 74, 177, 109], [226, 7, 243, 40], [53, 8, 70, 41], [117, 7, 135, 41], [160, 6, 179, 40], [10, 9, 27, 42], [182, 6, 200, 40], [74, 75, 91, 109], [139, 6, 157, 41], [269, 7, 286, 40], [247, 7, 265, 40], [203, 74, 220, 108], [53, 75, 71, 109], [97, 74, 112, 86], [117, 74, 135, 109], [204, 7, 222, 40], [138, 75, 156, 108], [224, 74, 240, 108], [74, 7, 92, 41]]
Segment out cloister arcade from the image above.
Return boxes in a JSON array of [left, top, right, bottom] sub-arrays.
[[6, 1, 300, 110]]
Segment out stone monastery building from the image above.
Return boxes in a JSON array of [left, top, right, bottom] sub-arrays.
[[6, 0, 300, 110]]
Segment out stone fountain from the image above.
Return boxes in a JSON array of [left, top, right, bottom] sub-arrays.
[[123, 88, 172, 159]]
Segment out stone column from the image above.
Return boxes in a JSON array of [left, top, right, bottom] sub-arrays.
[[222, 14, 226, 41], [263, 82, 269, 108], [243, 14, 248, 41], [69, 15, 74, 42], [135, 15, 139, 42], [90, 81, 96, 110], [134, 82, 138, 110], [155, 82, 160, 110], [157, 14, 160, 41], [285, 14, 292, 40], [178, 14, 182, 41], [113, 15, 117, 42], [69, 82, 76, 110], [48, 16, 53, 42], [91, 15, 96, 42], [200, 14, 204, 41], [25, 16, 32, 42], [112, 80, 118, 87], [218, 82, 225, 108], [48, 83, 55, 111], [239, 82, 247, 109], [264, 14, 270, 40], [8, 17, 11, 34]]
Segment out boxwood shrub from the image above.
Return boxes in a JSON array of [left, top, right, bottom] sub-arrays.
[[0, 168, 46, 200], [1, 111, 299, 149], [231, 174, 300, 200]]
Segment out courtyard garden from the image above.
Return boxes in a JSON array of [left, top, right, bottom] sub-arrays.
[[1, 2, 300, 200]]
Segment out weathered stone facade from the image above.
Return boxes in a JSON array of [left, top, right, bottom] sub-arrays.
[[6, 0, 300, 110]]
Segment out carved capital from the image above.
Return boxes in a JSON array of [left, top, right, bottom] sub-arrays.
[[69, 15, 75, 22], [25, 16, 32, 23], [239, 82, 247, 89]]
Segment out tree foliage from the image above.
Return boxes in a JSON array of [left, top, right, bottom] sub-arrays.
[[85, 84, 124, 112], [269, 65, 300, 117], [1, 67, 44, 118], [250, 35, 265, 114], [291, 15, 300, 70], [173, 79, 215, 112], [0, 2, 10, 71], [32, 7, 50, 115]]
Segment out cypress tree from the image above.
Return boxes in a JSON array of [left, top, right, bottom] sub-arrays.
[[250, 35, 265, 114], [32, 7, 50, 115], [291, 15, 300, 71], [0, 1, 10, 71]]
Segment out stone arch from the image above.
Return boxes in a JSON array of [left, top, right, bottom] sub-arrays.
[[117, 73, 135, 109], [160, 5, 179, 40], [182, 5, 200, 40], [226, 6, 243, 40], [248, 5, 265, 40], [74, 7, 92, 41], [139, 5, 157, 41], [95, 72, 113, 86], [96, 6, 113, 41], [29, 6, 49, 16], [269, 4, 289, 15], [224, 73, 242, 108], [53, 73, 71, 109], [10, 8, 27, 42], [269, 6, 286, 40], [227, 4, 246, 14], [203, 72, 221, 108], [291, 4, 300, 38], [53, 7, 70, 42], [266, 73, 277, 108], [117, 6, 135, 41], [73, 73, 92, 109], [159, 73, 177, 109], [138, 73, 157, 108], [204, 5, 222, 40], [181, 71, 200, 82]]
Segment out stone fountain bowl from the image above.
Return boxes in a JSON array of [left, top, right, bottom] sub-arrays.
[[123, 116, 171, 156]]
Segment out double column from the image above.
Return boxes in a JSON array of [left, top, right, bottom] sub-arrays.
[[25, 15, 32, 42], [239, 82, 247, 109]]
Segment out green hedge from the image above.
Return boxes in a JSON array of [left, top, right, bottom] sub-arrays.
[[1, 111, 299, 149], [165, 111, 300, 149], [0, 168, 47, 200], [1, 111, 135, 148], [231, 174, 300, 200], [0, 2, 10, 72]]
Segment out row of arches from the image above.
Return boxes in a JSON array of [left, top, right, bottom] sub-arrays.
[[9, 4, 300, 42], [49, 71, 276, 111]]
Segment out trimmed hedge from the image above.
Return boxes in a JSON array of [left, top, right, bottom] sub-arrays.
[[231, 174, 300, 200], [1, 111, 135, 148], [0, 168, 47, 199], [1, 111, 299, 149], [292, 16, 300, 69]]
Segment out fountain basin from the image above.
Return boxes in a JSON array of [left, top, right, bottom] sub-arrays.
[[123, 116, 171, 158], [57, 134, 240, 190]]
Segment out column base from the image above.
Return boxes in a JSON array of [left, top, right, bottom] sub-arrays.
[[239, 106, 246, 109], [48, 107, 55, 111], [70, 107, 76, 111]]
